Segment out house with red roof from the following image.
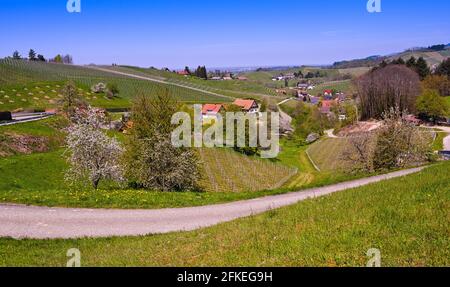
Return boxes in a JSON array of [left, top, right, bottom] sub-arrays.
[[319, 99, 337, 115], [177, 70, 190, 76], [232, 99, 260, 113], [202, 104, 224, 120], [323, 89, 333, 96]]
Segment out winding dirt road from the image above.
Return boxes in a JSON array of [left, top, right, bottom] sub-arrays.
[[0, 167, 424, 239]]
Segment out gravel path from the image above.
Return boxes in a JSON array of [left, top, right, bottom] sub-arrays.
[[0, 167, 424, 239]]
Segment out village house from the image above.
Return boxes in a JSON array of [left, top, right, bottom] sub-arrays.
[[297, 83, 309, 90], [318, 99, 338, 115], [323, 89, 333, 98], [202, 104, 224, 120], [222, 73, 234, 80], [233, 99, 260, 114], [177, 70, 190, 76], [285, 73, 296, 79]]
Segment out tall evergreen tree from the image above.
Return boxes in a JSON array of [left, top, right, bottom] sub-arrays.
[[28, 49, 37, 61], [392, 57, 405, 65], [406, 56, 417, 68], [435, 58, 450, 77], [201, 66, 208, 79], [415, 57, 430, 80]]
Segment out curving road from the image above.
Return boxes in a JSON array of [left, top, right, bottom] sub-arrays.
[[0, 167, 424, 239], [422, 126, 450, 151]]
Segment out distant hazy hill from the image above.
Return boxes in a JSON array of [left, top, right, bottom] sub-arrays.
[[332, 43, 450, 69]]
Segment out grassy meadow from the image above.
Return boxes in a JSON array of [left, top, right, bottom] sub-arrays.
[[1, 161, 448, 267]]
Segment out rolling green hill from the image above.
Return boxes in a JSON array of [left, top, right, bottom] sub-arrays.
[[332, 48, 450, 69], [0, 59, 230, 110], [102, 65, 278, 98]]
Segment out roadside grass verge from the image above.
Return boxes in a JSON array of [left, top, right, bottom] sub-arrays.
[[1, 161, 448, 267], [433, 131, 448, 151]]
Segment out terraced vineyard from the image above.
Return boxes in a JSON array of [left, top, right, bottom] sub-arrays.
[[0, 59, 229, 110], [306, 138, 351, 172], [0, 81, 116, 111], [199, 148, 297, 192]]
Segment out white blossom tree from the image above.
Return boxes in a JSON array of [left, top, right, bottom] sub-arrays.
[[65, 107, 124, 189]]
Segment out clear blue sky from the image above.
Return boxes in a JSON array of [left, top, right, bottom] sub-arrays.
[[0, 0, 449, 69]]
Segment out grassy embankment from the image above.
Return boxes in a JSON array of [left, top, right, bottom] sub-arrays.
[[1, 161, 448, 267]]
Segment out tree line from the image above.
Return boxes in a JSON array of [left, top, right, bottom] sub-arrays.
[[10, 49, 73, 64]]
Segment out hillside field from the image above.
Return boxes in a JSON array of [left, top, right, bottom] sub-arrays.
[[107, 66, 278, 98], [0, 59, 230, 110]]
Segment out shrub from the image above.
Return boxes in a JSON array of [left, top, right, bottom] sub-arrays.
[[123, 90, 201, 192], [422, 75, 450, 97], [373, 108, 433, 170], [58, 81, 85, 115], [343, 107, 433, 172], [416, 89, 450, 121], [91, 82, 107, 93]]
